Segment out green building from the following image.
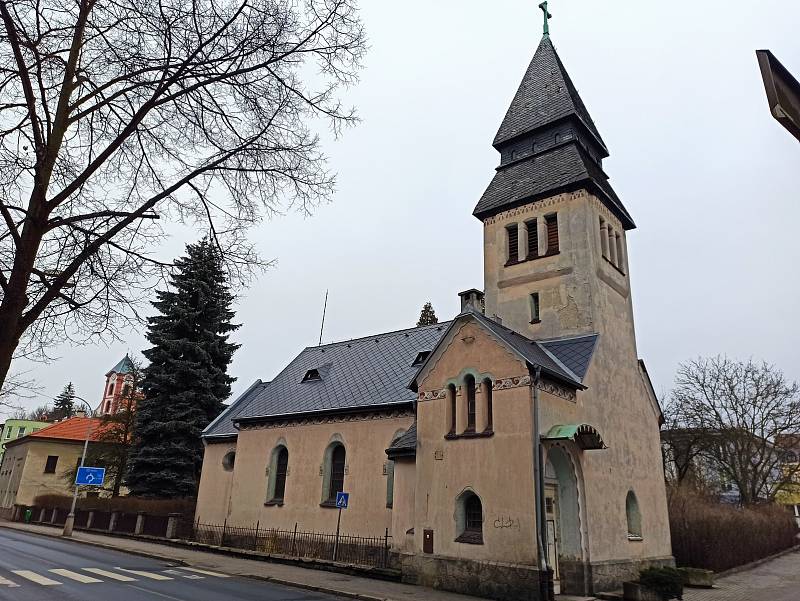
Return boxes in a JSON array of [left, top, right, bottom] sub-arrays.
[[0, 419, 50, 464]]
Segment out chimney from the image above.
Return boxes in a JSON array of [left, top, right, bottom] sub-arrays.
[[458, 289, 485, 314], [74, 409, 87, 418]]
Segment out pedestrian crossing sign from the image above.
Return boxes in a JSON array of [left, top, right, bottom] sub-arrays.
[[335, 492, 349, 509]]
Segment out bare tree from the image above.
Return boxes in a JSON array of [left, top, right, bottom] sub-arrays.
[[0, 0, 366, 390], [666, 356, 800, 505], [0, 369, 38, 413]]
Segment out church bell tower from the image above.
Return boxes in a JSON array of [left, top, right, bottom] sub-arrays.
[[475, 27, 638, 355]]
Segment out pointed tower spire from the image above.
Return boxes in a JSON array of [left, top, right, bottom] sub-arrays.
[[474, 35, 634, 229]]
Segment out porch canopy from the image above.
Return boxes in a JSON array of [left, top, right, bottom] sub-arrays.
[[543, 423, 606, 450]]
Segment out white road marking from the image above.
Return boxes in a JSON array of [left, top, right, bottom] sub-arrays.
[[163, 569, 203, 579], [82, 568, 137, 582], [0, 575, 20, 588], [12, 570, 61, 586], [178, 567, 230, 578], [116, 568, 173, 581], [49, 569, 102, 583]]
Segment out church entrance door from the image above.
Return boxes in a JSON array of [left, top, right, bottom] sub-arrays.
[[544, 483, 560, 594]]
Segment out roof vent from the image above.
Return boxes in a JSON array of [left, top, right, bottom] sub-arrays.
[[412, 351, 431, 366], [301, 368, 322, 383]]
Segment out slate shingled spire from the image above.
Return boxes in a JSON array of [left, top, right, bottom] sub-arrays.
[[474, 36, 635, 229]]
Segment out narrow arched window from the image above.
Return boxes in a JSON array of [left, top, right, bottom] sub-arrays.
[[274, 447, 289, 501], [222, 451, 236, 472], [483, 378, 493, 431], [455, 491, 483, 544], [328, 445, 346, 501], [465, 375, 476, 432], [108, 383, 114, 395], [447, 384, 457, 435], [626, 490, 642, 539]]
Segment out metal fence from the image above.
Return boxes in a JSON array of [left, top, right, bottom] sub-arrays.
[[187, 520, 392, 568]]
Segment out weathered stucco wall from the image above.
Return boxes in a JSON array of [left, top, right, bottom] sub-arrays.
[[0, 440, 86, 506], [414, 321, 539, 566], [195, 440, 238, 523], [197, 412, 413, 537]]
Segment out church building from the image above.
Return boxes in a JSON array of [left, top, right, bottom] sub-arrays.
[[195, 27, 672, 600]]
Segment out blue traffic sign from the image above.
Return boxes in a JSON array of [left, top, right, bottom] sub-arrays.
[[76, 466, 105, 486], [335, 492, 349, 509]]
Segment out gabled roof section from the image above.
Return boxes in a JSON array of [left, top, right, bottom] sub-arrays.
[[473, 142, 635, 229], [539, 333, 599, 381], [106, 354, 134, 376], [233, 322, 450, 426], [410, 310, 588, 391], [202, 379, 270, 440], [5, 417, 105, 447], [386, 422, 417, 459], [493, 36, 606, 151]]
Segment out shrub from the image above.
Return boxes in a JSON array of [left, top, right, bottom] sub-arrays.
[[32, 494, 195, 517], [639, 567, 683, 600], [668, 486, 798, 572]]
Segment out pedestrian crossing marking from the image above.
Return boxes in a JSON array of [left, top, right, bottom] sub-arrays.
[[50, 569, 102, 583], [178, 567, 229, 578], [12, 570, 61, 586], [116, 568, 173, 581], [82, 568, 137, 582], [0, 575, 20, 588], [163, 569, 203, 579]]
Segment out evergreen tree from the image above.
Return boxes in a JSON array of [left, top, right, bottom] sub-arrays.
[[126, 239, 240, 497], [52, 382, 75, 420], [417, 301, 438, 327]]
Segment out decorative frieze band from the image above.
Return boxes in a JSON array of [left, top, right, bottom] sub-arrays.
[[482, 190, 588, 226], [238, 407, 414, 431], [419, 375, 575, 402]]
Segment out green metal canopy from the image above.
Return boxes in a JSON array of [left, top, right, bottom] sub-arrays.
[[543, 424, 607, 450]]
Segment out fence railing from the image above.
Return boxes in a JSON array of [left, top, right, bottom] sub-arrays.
[[186, 520, 392, 568]]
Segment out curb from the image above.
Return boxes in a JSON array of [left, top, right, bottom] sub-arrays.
[[0, 521, 390, 601]]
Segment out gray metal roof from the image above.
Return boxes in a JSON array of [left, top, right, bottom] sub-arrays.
[[232, 322, 450, 426], [473, 142, 634, 229], [540, 334, 599, 381], [493, 36, 606, 151], [106, 354, 135, 376], [386, 421, 417, 459], [202, 379, 270, 439]]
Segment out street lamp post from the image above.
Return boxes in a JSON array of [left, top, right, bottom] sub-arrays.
[[62, 397, 95, 537]]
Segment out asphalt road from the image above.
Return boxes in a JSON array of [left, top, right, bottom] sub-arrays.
[[0, 528, 344, 601]]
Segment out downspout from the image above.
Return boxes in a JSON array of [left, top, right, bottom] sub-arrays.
[[531, 366, 551, 599]]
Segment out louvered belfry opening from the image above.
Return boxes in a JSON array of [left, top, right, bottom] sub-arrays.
[[545, 214, 559, 254], [526, 219, 538, 258], [506, 224, 519, 263]]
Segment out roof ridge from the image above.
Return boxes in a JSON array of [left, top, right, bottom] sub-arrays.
[[306, 320, 452, 351]]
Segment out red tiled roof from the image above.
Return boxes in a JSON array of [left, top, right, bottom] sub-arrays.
[[17, 417, 105, 444]]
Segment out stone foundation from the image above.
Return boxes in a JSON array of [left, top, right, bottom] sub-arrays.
[[398, 552, 542, 601], [589, 555, 675, 593]]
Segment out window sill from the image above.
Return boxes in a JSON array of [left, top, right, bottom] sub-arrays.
[[445, 429, 494, 441], [627, 535, 643, 542], [506, 252, 560, 268], [454, 531, 484, 545], [602, 256, 626, 276], [320, 500, 339, 508], [530, 319, 541, 325], [264, 499, 284, 507]]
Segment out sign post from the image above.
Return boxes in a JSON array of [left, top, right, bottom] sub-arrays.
[[332, 492, 349, 561]]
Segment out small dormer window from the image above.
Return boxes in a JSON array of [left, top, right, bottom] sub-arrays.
[[302, 368, 322, 383], [412, 351, 431, 366]]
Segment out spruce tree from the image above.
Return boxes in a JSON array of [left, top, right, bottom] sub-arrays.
[[417, 301, 438, 327], [53, 382, 75, 420], [126, 239, 240, 498]]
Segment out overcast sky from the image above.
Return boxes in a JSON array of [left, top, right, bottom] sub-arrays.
[[5, 0, 800, 417]]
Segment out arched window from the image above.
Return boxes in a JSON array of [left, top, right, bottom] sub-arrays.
[[447, 384, 457, 435], [274, 447, 289, 500], [455, 490, 483, 544], [322, 443, 346, 504], [483, 378, 493, 431], [626, 490, 642, 539], [108, 382, 114, 395], [465, 375, 476, 432], [222, 451, 236, 472]]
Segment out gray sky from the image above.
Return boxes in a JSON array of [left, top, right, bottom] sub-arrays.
[[6, 0, 800, 416]]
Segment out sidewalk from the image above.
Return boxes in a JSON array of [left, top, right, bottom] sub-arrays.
[[0, 520, 485, 601]]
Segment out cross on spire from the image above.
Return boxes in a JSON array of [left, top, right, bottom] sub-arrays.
[[538, 1, 552, 36]]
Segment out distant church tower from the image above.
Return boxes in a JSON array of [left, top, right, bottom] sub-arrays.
[[98, 354, 136, 416], [476, 34, 637, 357]]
